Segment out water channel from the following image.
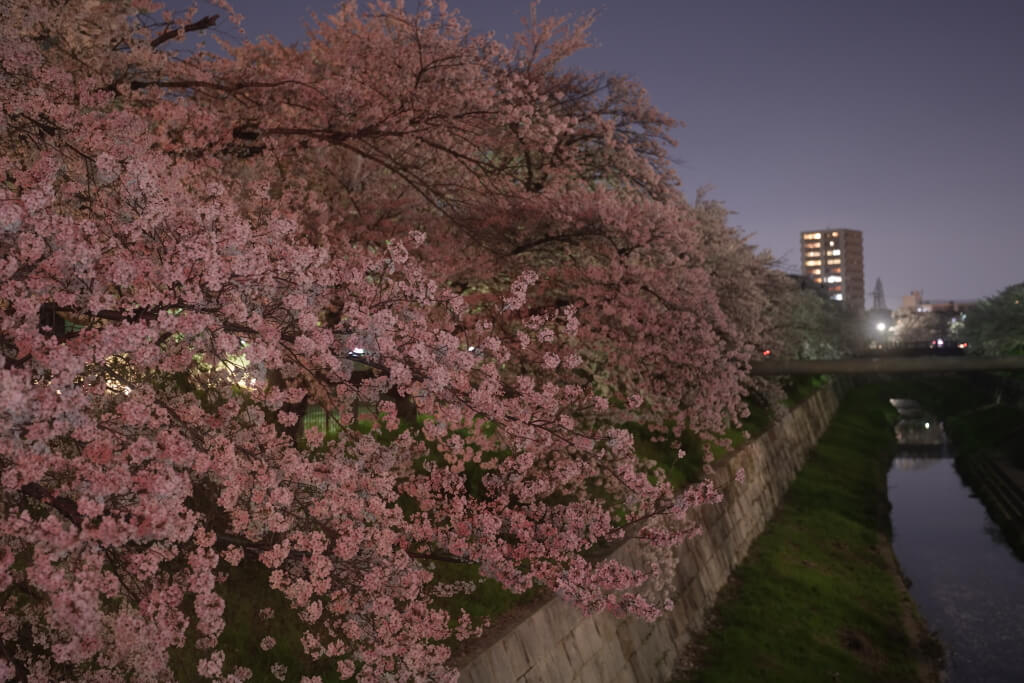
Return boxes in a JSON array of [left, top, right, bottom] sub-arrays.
[[887, 399, 1024, 682]]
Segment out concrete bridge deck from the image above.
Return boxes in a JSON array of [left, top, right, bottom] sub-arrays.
[[752, 356, 1024, 375]]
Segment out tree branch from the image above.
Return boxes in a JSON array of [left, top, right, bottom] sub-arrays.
[[19, 483, 83, 528], [150, 14, 219, 49]]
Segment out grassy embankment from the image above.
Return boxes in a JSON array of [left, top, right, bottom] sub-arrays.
[[677, 381, 943, 683]]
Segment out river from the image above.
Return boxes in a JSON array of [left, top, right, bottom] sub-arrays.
[[887, 402, 1024, 682]]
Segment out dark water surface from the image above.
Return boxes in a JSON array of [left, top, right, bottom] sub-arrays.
[[888, 448, 1024, 682]]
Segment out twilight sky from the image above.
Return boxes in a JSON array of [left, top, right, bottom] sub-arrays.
[[225, 0, 1024, 308]]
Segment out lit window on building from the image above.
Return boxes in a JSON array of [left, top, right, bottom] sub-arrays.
[[805, 250, 820, 257], [830, 231, 839, 237], [826, 258, 841, 265], [811, 268, 821, 275], [827, 275, 843, 283], [831, 293, 844, 301], [829, 249, 841, 256], [803, 232, 823, 240], [805, 259, 821, 266]]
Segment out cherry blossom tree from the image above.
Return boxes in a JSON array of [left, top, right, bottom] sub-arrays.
[[1, 2, 781, 680]]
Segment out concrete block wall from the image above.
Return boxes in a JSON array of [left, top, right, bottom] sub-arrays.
[[459, 383, 843, 683]]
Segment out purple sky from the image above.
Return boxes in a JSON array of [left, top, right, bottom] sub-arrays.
[[222, 0, 1024, 307]]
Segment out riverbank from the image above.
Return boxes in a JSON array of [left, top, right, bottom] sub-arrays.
[[888, 424, 1024, 680], [941, 378, 1024, 561], [675, 382, 943, 682], [457, 382, 844, 682], [887, 372, 1024, 561]]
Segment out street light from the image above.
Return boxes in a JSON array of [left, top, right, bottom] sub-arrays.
[[875, 322, 886, 332]]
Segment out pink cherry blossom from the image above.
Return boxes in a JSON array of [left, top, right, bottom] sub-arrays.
[[0, 1, 792, 680]]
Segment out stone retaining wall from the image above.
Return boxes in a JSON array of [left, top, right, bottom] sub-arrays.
[[459, 383, 843, 683]]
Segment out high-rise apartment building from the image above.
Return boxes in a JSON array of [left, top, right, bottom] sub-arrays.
[[800, 229, 864, 311]]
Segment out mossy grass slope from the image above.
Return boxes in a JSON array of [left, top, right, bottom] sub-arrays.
[[677, 381, 939, 683]]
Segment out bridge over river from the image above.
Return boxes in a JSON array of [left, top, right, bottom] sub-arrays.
[[752, 355, 1024, 375]]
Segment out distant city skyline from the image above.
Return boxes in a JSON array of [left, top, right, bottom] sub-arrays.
[[220, 0, 1024, 307]]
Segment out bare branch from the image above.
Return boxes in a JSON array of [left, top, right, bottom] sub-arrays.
[[149, 14, 219, 49]]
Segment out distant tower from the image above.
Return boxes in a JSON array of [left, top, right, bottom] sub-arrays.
[[871, 278, 886, 310]]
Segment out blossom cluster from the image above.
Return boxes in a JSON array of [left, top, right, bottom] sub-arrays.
[[0, 1, 789, 680]]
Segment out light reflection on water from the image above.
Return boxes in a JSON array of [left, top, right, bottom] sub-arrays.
[[888, 448, 1024, 682]]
